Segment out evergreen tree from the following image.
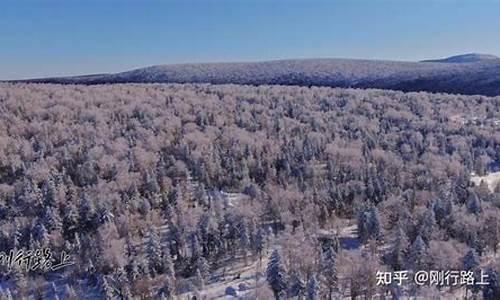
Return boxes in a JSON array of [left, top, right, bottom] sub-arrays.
[[419, 207, 436, 242], [62, 204, 79, 240], [0, 288, 13, 300], [195, 268, 204, 289], [42, 206, 61, 231], [33, 219, 49, 245], [389, 227, 409, 271], [78, 192, 97, 231], [64, 284, 77, 299], [50, 282, 58, 300], [145, 228, 163, 275], [320, 247, 337, 299], [162, 274, 175, 299], [358, 206, 381, 243], [462, 249, 480, 298], [266, 249, 287, 299], [288, 272, 305, 298], [432, 197, 452, 226], [99, 275, 115, 299], [466, 190, 482, 215], [164, 246, 175, 277], [189, 233, 201, 261], [239, 221, 250, 250], [483, 267, 499, 300], [305, 275, 320, 300], [255, 227, 265, 260], [196, 256, 210, 280], [127, 260, 140, 282], [143, 169, 160, 195], [462, 249, 479, 271], [41, 178, 58, 207], [407, 235, 427, 270]]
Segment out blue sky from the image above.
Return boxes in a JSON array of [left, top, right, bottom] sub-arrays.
[[1, 0, 500, 79]]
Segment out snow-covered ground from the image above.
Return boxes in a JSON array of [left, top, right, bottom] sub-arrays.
[[177, 250, 271, 299], [471, 171, 500, 192]]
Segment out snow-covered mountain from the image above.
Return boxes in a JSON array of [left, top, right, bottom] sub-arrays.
[[14, 54, 500, 96], [421, 53, 499, 63]]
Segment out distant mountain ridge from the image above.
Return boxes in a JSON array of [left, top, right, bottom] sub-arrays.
[[11, 53, 500, 96], [421, 53, 499, 63]]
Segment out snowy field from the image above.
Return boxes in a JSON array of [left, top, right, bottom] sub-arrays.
[[471, 172, 500, 192]]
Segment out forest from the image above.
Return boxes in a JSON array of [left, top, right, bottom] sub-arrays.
[[0, 82, 499, 299]]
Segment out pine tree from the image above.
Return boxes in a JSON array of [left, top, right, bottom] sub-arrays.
[[462, 249, 480, 298], [78, 191, 97, 231], [41, 178, 58, 207], [195, 268, 204, 289], [162, 273, 176, 299], [466, 190, 481, 215], [369, 206, 381, 240], [143, 169, 160, 195], [99, 275, 114, 299], [239, 221, 250, 250], [358, 209, 368, 242], [287, 272, 305, 298], [98, 205, 114, 224], [389, 227, 409, 271], [164, 246, 175, 277], [266, 249, 287, 299], [163, 202, 174, 221], [305, 275, 320, 300], [169, 184, 183, 206], [62, 204, 79, 240], [0, 288, 13, 300], [432, 197, 452, 226], [239, 221, 250, 264], [189, 233, 201, 261], [145, 228, 163, 275], [407, 235, 427, 270], [121, 286, 133, 300], [42, 206, 61, 231], [127, 260, 140, 282], [462, 249, 479, 271], [255, 227, 265, 260], [483, 267, 500, 300], [358, 206, 381, 243], [64, 284, 77, 299], [33, 219, 49, 245], [49, 282, 58, 300], [320, 247, 337, 299], [419, 207, 436, 242], [196, 256, 210, 280]]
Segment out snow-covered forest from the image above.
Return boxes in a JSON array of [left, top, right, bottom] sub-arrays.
[[0, 83, 499, 299]]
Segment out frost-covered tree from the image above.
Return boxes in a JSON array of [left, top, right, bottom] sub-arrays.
[[255, 227, 265, 260], [267, 249, 288, 299], [388, 227, 409, 271], [358, 206, 381, 243], [320, 246, 337, 299], [407, 235, 427, 270], [305, 275, 320, 300], [466, 190, 482, 215], [483, 267, 500, 300], [462, 249, 479, 271], [419, 207, 436, 243], [146, 228, 164, 275], [287, 272, 305, 298]]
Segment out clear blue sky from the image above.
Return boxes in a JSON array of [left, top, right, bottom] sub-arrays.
[[1, 0, 500, 79]]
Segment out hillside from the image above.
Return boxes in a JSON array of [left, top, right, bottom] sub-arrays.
[[14, 54, 500, 96]]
